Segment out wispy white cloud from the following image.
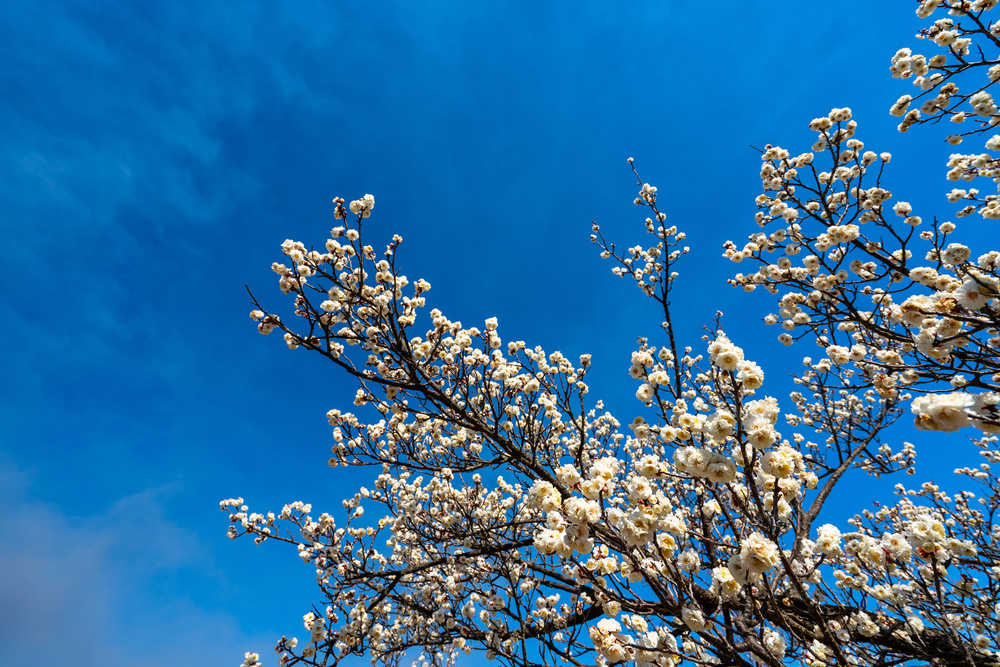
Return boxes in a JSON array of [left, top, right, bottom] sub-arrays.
[[0, 456, 272, 667]]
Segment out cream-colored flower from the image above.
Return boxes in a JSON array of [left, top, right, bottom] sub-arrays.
[[739, 531, 781, 577], [911, 393, 975, 432]]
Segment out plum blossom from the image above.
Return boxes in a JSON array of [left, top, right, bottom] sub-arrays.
[[911, 392, 975, 432]]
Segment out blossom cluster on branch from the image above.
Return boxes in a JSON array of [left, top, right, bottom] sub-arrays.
[[226, 2, 1000, 666]]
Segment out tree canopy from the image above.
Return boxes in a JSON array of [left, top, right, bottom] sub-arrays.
[[226, 2, 1000, 666]]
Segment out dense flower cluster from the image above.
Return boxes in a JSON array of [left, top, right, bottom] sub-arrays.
[[225, 3, 1000, 667], [727, 101, 1000, 436]]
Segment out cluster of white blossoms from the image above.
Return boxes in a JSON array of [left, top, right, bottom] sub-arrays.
[[593, 181, 688, 301], [814, 524, 843, 557], [588, 618, 634, 664], [888, 0, 1000, 210], [239, 652, 261, 667], [911, 391, 978, 431], [226, 4, 1000, 666], [344, 194, 375, 218], [706, 333, 763, 390], [728, 100, 1000, 436], [528, 480, 599, 557], [672, 446, 736, 484], [733, 531, 781, 582]]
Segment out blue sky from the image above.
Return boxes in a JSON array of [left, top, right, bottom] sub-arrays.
[[0, 1, 975, 665]]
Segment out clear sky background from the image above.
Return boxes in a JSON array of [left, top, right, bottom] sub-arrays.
[[0, 2, 980, 665]]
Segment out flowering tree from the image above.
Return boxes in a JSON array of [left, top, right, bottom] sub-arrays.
[[225, 2, 1000, 666]]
